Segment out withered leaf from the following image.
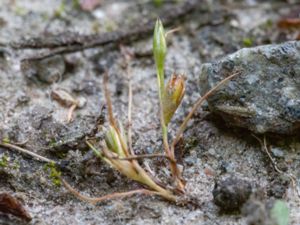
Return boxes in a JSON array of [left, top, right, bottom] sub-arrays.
[[278, 18, 300, 29], [0, 193, 32, 222]]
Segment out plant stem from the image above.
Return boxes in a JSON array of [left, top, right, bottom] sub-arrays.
[[156, 67, 183, 191], [62, 179, 164, 204], [156, 66, 171, 154], [111, 153, 171, 161], [127, 62, 134, 155]]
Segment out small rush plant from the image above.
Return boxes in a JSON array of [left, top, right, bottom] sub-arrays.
[[63, 19, 239, 204]]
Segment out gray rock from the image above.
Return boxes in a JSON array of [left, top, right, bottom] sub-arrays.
[[4, 105, 102, 152], [199, 41, 300, 134]]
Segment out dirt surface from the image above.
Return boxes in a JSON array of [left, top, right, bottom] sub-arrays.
[[0, 0, 300, 224]]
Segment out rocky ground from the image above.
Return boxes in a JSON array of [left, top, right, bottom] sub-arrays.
[[0, 0, 299, 224]]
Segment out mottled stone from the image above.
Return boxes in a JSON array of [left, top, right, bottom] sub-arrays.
[[200, 41, 300, 134], [21, 55, 65, 84], [213, 176, 252, 212]]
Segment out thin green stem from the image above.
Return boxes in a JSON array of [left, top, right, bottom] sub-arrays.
[[157, 67, 165, 95], [156, 67, 171, 157]]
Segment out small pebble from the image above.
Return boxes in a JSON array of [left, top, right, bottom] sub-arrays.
[[213, 176, 252, 212], [21, 55, 65, 84], [270, 147, 284, 158]]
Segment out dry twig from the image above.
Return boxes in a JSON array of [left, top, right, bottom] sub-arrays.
[[12, 0, 202, 61], [0, 142, 55, 164]]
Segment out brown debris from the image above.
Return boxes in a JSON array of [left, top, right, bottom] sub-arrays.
[[51, 88, 86, 122], [277, 18, 300, 29], [0, 193, 32, 222], [51, 89, 77, 107]]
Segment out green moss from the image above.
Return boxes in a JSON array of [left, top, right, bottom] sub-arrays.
[[72, 0, 80, 9], [153, 0, 164, 7], [48, 138, 60, 148], [54, 1, 66, 18], [55, 151, 67, 159], [0, 154, 9, 168], [44, 162, 62, 186], [12, 159, 20, 170], [0, 154, 20, 170], [2, 137, 10, 144], [260, 19, 273, 29], [243, 38, 253, 47]]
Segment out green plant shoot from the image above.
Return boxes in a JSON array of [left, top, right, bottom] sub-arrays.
[[153, 18, 167, 94]]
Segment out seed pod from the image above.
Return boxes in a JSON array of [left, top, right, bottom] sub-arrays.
[[162, 74, 185, 125]]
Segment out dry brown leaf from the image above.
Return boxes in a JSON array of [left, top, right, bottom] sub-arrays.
[[0, 193, 32, 222], [278, 18, 300, 29]]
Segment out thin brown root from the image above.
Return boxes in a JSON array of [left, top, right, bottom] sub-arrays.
[[172, 71, 241, 148], [165, 26, 181, 38], [252, 134, 300, 199], [0, 142, 55, 164], [62, 179, 161, 204], [262, 136, 283, 173], [252, 134, 282, 173], [67, 104, 77, 123], [289, 174, 300, 200]]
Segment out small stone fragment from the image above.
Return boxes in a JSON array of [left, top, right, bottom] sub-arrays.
[[51, 89, 77, 107], [270, 147, 284, 158], [77, 96, 87, 108], [29, 105, 53, 129], [17, 93, 30, 105], [199, 41, 300, 134], [242, 199, 271, 225], [213, 176, 252, 212], [72, 79, 99, 95], [21, 55, 65, 84]]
